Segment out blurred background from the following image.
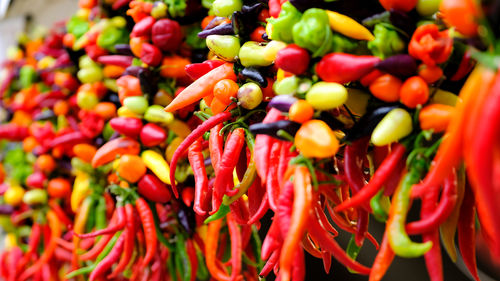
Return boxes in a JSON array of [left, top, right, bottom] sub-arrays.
[[0, 0, 499, 280]]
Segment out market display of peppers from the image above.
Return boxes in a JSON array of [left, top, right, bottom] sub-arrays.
[[0, 0, 499, 280]]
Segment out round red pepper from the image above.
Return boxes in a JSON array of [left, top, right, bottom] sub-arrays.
[[275, 44, 310, 75], [140, 43, 162, 66], [139, 123, 166, 147], [109, 117, 143, 138], [152, 19, 183, 52]]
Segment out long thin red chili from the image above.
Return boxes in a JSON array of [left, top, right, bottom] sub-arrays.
[[254, 108, 283, 184], [213, 128, 245, 212], [170, 111, 233, 198], [89, 233, 125, 281], [109, 203, 135, 278], [307, 218, 371, 275], [406, 171, 457, 235], [227, 213, 242, 281], [266, 141, 282, 211], [369, 233, 395, 281], [336, 143, 406, 211], [209, 123, 224, 176], [188, 138, 210, 215], [136, 197, 157, 267], [76, 205, 126, 239]]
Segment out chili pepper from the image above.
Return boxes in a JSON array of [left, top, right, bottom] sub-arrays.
[[411, 67, 495, 198], [209, 123, 224, 176], [91, 137, 140, 167], [440, 166, 465, 262], [226, 213, 242, 281], [316, 53, 380, 84], [326, 10, 374, 41], [71, 172, 90, 212], [186, 239, 198, 281], [457, 184, 480, 281], [408, 24, 453, 66], [96, 55, 133, 67], [152, 19, 183, 52], [165, 63, 236, 112], [254, 109, 283, 184], [170, 112, 233, 198], [79, 230, 114, 261], [110, 117, 143, 138], [369, 233, 394, 281], [185, 60, 225, 80], [140, 123, 167, 147], [280, 166, 312, 281], [205, 219, 231, 281], [16, 223, 41, 272], [48, 131, 88, 148], [131, 16, 155, 37], [89, 233, 125, 281], [138, 174, 172, 203], [387, 166, 432, 258], [419, 104, 455, 133], [406, 171, 457, 235], [249, 120, 301, 140], [141, 150, 172, 185], [176, 235, 192, 281], [72, 196, 93, 268], [464, 70, 500, 257], [336, 143, 405, 211], [48, 199, 73, 229], [109, 203, 135, 278], [136, 197, 157, 266], [19, 211, 61, 281], [307, 217, 371, 275], [0, 124, 29, 141], [262, 218, 283, 261], [77, 205, 126, 238], [265, 142, 283, 212], [420, 184, 443, 281], [213, 128, 245, 211], [188, 138, 209, 215], [247, 192, 269, 225], [224, 160, 257, 205], [140, 43, 162, 66]]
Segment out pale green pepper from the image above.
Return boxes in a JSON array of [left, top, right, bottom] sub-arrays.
[[267, 2, 301, 43]]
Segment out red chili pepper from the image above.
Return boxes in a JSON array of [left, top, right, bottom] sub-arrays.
[[307, 217, 371, 275], [205, 219, 231, 281], [185, 60, 225, 80], [16, 223, 42, 272], [275, 44, 310, 75], [137, 174, 172, 203], [229, 196, 250, 224], [421, 191, 443, 281], [131, 16, 155, 37], [280, 166, 313, 281], [19, 211, 61, 281], [140, 123, 167, 147], [136, 197, 157, 266], [344, 138, 371, 245], [85, 44, 109, 61], [140, 43, 162, 66], [254, 108, 283, 184], [188, 138, 210, 215], [77, 205, 126, 238], [227, 213, 242, 281], [450, 51, 474, 81], [408, 24, 453, 66], [209, 123, 224, 176], [80, 232, 114, 261], [96, 55, 134, 67], [79, 110, 105, 138], [0, 124, 29, 141], [112, 0, 130, 10], [316, 53, 380, 84], [152, 19, 183, 52], [48, 200, 73, 230], [266, 141, 282, 211], [109, 203, 135, 278], [186, 239, 198, 281], [89, 233, 125, 281], [247, 192, 269, 225], [277, 180, 293, 239], [213, 128, 245, 212], [406, 171, 457, 235], [262, 218, 283, 261], [336, 143, 405, 212], [48, 131, 88, 148], [110, 117, 143, 138], [457, 185, 480, 281], [92, 137, 141, 167]]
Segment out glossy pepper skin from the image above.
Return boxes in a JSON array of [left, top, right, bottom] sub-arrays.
[[140, 123, 166, 147], [316, 53, 380, 84], [275, 44, 310, 75], [292, 8, 333, 57], [91, 137, 141, 167], [137, 174, 172, 203], [152, 19, 183, 51], [109, 117, 143, 137]]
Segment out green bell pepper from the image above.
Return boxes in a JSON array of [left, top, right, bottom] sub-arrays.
[[367, 23, 405, 59], [267, 2, 301, 43], [292, 8, 333, 57]]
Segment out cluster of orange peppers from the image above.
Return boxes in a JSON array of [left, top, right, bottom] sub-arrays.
[[0, 0, 499, 280]]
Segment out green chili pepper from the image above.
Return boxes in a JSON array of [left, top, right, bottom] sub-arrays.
[[85, 198, 97, 233], [204, 204, 230, 223], [250, 225, 264, 270], [168, 252, 179, 281], [67, 16, 90, 39], [94, 197, 107, 231], [97, 27, 128, 51], [387, 161, 432, 258], [346, 234, 362, 273], [196, 247, 209, 280], [176, 235, 191, 281], [267, 2, 301, 43], [367, 23, 405, 59], [292, 8, 333, 57], [19, 65, 37, 89], [370, 189, 390, 222]]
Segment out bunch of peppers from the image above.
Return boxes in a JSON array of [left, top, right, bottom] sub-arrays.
[[0, 0, 500, 280]]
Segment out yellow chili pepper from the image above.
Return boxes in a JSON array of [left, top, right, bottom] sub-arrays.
[[71, 172, 91, 212], [326, 10, 375, 41], [166, 119, 192, 138], [141, 150, 173, 185]]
